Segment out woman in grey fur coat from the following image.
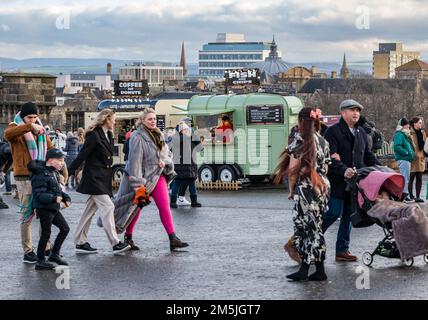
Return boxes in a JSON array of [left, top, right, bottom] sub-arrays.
[[114, 108, 189, 251]]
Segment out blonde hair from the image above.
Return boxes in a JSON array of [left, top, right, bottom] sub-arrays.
[[136, 108, 156, 127], [86, 108, 115, 133]]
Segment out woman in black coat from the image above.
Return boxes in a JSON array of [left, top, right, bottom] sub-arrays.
[[68, 108, 130, 254], [170, 122, 202, 208]]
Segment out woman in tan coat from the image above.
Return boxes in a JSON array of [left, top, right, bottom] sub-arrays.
[[409, 117, 427, 202]]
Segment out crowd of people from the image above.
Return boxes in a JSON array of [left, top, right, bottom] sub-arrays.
[[277, 99, 428, 282], [0, 99, 427, 277]]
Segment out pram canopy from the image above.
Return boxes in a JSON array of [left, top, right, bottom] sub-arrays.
[[357, 167, 405, 208]]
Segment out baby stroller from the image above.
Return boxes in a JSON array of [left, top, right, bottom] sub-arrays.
[[347, 166, 428, 267]]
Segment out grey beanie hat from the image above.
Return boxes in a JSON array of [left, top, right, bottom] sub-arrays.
[[339, 99, 364, 112]]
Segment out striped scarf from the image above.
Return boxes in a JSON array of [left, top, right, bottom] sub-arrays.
[[14, 112, 47, 161]]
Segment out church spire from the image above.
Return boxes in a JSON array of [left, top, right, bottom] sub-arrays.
[[340, 52, 350, 79], [180, 41, 187, 76]]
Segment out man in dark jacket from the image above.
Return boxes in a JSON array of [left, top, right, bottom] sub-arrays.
[[323, 99, 380, 262], [29, 148, 71, 270]]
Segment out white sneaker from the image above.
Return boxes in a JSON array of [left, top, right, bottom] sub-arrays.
[[177, 196, 191, 206]]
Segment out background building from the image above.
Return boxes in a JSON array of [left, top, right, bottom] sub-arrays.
[[373, 43, 420, 79], [0, 73, 56, 135], [395, 59, 428, 79], [199, 33, 279, 77], [119, 62, 184, 87], [56, 73, 118, 94]]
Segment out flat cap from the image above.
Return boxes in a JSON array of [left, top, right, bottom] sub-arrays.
[[339, 99, 364, 111]]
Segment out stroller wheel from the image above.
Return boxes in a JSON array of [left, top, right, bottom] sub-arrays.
[[402, 258, 414, 267], [362, 252, 373, 266], [423, 254, 428, 264]]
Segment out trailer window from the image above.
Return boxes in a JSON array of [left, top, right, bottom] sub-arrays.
[[195, 113, 234, 144]]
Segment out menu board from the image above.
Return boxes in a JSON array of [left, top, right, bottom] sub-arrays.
[[157, 115, 166, 131], [246, 105, 284, 125]]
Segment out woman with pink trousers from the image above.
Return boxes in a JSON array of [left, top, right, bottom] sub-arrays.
[[114, 108, 189, 251]]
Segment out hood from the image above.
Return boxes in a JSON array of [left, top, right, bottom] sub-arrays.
[[27, 160, 47, 174]]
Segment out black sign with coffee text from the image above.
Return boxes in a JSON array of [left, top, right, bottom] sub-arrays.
[[114, 80, 149, 98]]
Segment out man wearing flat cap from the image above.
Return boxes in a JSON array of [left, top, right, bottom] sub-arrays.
[[322, 99, 380, 262]]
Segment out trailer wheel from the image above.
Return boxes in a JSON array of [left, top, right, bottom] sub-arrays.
[[199, 165, 217, 182], [218, 165, 237, 182]]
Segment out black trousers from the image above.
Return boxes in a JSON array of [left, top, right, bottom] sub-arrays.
[[36, 209, 70, 261]]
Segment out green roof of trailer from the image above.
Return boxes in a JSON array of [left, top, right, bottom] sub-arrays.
[[186, 93, 303, 115]]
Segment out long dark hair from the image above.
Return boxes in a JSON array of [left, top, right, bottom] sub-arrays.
[[410, 117, 422, 130], [273, 107, 325, 193]]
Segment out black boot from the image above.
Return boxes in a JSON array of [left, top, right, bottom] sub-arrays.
[[124, 234, 140, 251], [48, 253, 69, 266], [169, 233, 189, 251], [309, 261, 327, 281], [190, 195, 202, 207], [286, 262, 309, 281], [170, 195, 178, 208], [35, 258, 55, 271]]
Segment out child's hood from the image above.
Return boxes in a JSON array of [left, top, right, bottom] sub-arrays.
[[27, 160, 47, 175]]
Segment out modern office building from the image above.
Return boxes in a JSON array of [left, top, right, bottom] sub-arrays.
[[199, 33, 280, 77], [373, 43, 420, 79], [119, 62, 184, 87]]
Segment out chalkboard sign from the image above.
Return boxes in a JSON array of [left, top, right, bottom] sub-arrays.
[[157, 115, 166, 131], [246, 105, 284, 125], [114, 80, 149, 98]]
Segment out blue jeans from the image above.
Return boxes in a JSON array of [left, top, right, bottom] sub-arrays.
[[322, 196, 352, 254], [5, 170, 11, 192], [170, 178, 197, 197], [397, 160, 410, 193]]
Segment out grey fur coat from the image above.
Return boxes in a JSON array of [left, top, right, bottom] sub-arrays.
[[107, 126, 176, 233]]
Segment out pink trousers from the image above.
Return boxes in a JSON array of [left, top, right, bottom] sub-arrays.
[[125, 176, 175, 236]]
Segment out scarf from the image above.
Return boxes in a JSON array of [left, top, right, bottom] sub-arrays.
[[413, 127, 425, 151], [14, 112, 47, 161], [401, 128, 416, 151], [143, 125, 165, 151]]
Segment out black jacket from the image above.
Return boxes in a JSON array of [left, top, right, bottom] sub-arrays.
[[68, 127, 115, 196], [324, 118, 380, 199], [28, 160, 71, 212], [172, 132, 202, 179]]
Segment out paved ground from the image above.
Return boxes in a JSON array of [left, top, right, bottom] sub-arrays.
[[0, 179, 428, 300]]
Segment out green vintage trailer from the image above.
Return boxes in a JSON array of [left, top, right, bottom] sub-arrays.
[[174, 93, 303, 183]]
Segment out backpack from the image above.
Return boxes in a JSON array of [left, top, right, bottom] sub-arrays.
[[371, 128, 384, 152]]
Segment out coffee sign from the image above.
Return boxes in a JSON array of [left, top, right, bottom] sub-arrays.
[[114, 80, 149, 98]]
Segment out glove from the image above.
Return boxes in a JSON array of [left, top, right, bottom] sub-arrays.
[[133, 186, 151, 208]]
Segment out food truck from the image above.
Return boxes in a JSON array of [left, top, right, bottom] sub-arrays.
[[173, 93, 303, 182]]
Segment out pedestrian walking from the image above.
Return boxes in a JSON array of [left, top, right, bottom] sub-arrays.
[[68, 108, 130, 255], [409, 117, 427, 203], [114, 108, 189, 251], [52, 128, 67, 150], [393, 118, 415, 203], [64, 132, 79, 189], [29, 148, 71, 270], [170, 121, 202, 208], [322, 99, 380, 262], [274, 107, 331, 281], [4, 102, 55, 263]]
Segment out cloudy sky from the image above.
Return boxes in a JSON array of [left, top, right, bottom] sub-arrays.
[[0, 0, 427, 63]]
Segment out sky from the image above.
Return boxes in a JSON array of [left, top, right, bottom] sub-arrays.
[[0, 0, 427, 63]]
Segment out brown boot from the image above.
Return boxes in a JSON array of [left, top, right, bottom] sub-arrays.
[[169, 233, 189, 251], [284, 237, 301, 264]]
